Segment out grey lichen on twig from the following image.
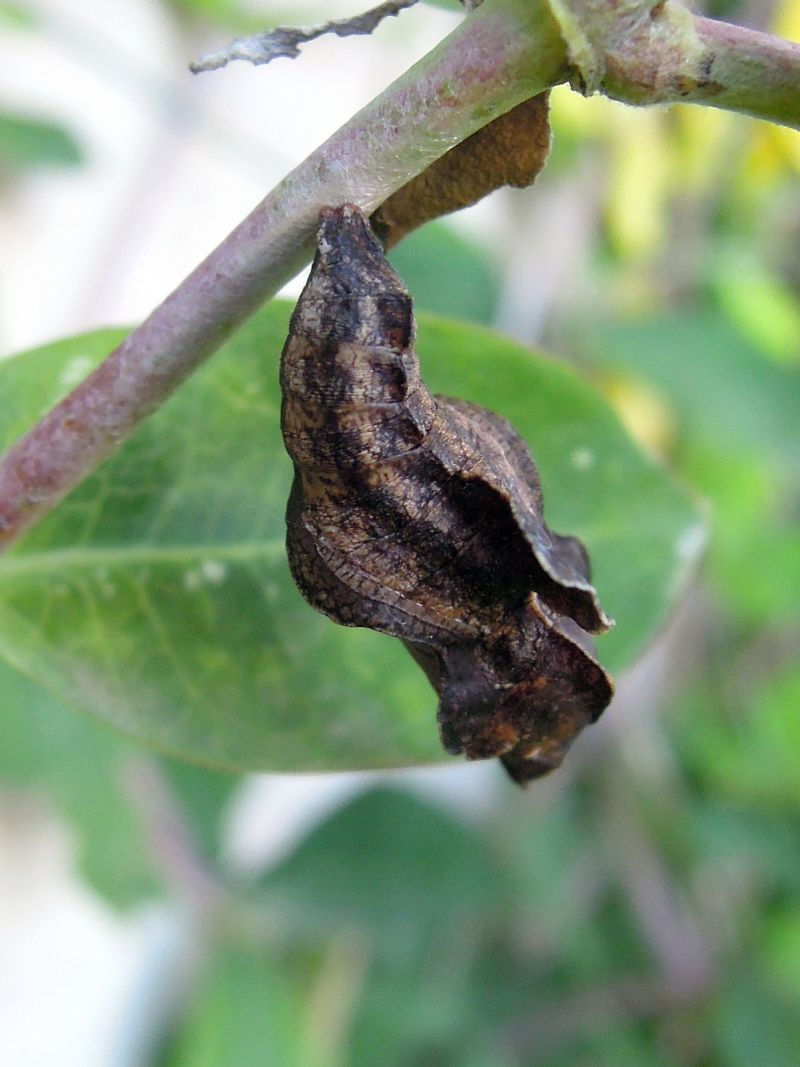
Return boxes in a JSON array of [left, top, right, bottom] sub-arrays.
[[190, 0, 422, 74]]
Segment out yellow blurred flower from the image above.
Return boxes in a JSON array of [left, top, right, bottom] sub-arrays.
[[741, 0, 800, 175], [601, 372, 676, 458]]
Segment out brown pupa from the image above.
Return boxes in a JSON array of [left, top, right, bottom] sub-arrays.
[[280, 204, 613, 783]]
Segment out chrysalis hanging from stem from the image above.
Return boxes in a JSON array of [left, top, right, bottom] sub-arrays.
[[280, 205, 613, 783]]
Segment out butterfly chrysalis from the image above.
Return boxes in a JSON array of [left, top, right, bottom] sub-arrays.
[[280, 205, 613, 783]]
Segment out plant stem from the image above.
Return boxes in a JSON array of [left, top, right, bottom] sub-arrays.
[[550, 0, 800, 128], [0, 0, 567, 552], [0, 0, 797, 552], [692, 16, 800, 129]]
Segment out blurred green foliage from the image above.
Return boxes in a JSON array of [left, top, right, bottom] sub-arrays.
[[0, 2, 35, 28], [164, 0, 462, 32], [0, 1, 799, 1065], [0, 110, 82, 170], [389, 221, 499, 323]]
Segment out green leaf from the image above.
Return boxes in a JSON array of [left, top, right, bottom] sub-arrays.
[[163, 946, 303, 1067], [679, 446, 800, 625], [0, 654, 240, 905], [166, 0, 266, 30], [169, 1, 440, 31], [679, 802, 800, 897], [388, 221, 499, 324], [260, 787, 501, 956], [713, 260, 800, 368], [421, 0, 464, 10], [0, 302, 701, 771], [584, 309, 800, 464], [714, 974, 800, 1067], [0, 655, 158, 904], [161, 758, 239, 866], [0, 110, 82, 169], [0, 3, 36, 29], [679, 666, 800, 809], [761, 907, 800, 1004]]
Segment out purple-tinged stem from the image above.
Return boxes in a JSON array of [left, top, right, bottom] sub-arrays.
[[0, 0, 567, 552], [692, 16, 800, 129], [551, 0, 800, 129]]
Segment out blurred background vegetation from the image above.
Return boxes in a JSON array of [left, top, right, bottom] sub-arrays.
[[0, 1, 799, 1065]]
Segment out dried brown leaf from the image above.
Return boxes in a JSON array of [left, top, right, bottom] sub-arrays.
[[371, 93, 551, 248]]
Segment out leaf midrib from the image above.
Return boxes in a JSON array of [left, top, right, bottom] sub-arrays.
[[0, 539, 286, 578]]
